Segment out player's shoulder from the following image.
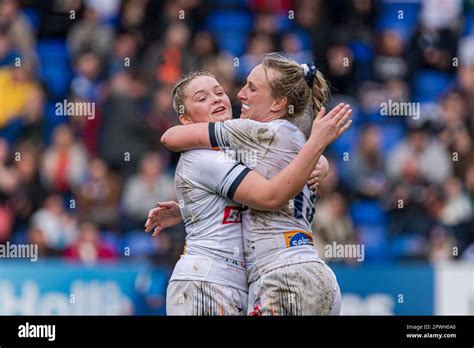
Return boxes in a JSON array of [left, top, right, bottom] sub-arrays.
[[224, 118, 287, 134], [181, 149, 220, 162], [272, 119, 306, 141]]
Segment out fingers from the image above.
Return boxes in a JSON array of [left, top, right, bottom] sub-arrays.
[[323, 103, 345, 120], [145, 220, 160, 233], [152, 226, 163, 237], [338, 119, 353, 136], [145, 212, 162, 230], [336, 108, 352, 129], [157, 201, 177, 209], [315, 106, 326, 121], [147, 207, 161, 219], [309, 182, 320, 192], [332, 104, 351, 124]]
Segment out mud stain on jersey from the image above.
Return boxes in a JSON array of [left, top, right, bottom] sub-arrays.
[[255, 127, 275, 144]]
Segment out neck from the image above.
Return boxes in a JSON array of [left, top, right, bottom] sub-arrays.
[[259, 110, 286, 123]]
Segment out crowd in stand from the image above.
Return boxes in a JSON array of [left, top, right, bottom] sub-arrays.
[[0, 0, 473, 266]]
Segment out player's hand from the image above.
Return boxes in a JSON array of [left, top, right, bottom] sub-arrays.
[[144, 201, 183, 237], [308, 155, 329, 192], [311, 103, 352, 149]]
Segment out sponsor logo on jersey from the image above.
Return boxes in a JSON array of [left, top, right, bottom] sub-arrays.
[[224, 258, 245, 271], [283, 230, 314, 248], [222, 206, 242, 224]]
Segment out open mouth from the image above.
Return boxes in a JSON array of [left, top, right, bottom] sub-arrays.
[[212, 106, 226, 114], [241, 103, 250, 111]]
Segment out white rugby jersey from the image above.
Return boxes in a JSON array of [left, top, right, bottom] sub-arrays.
[[169, 149, 250, 291], [209, 119, 320, 284]]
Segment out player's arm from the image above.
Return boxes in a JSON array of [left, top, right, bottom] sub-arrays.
[[161, 123, 212, 152], [225, 105, 351, 210], [233, 106, 349, 209]]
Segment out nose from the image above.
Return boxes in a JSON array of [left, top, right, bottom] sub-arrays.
[[212, 93, 222, 104], [237, 86, 246, 100]]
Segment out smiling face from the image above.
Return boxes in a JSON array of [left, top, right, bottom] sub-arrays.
[[237, 64, 286, 122], [179, 75, 232, 124]]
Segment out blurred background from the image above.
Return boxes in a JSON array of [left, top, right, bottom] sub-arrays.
[[0, 0, 473, 315]]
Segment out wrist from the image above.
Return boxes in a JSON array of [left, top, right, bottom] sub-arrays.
[[308, 135, 326, 153]]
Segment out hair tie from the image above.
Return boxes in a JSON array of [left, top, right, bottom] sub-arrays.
[[301, 62, 317, 88]]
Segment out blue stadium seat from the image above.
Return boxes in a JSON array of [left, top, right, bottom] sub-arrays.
[[356, 224, 391, 262], [412, 70, 453, 103], [120, 230, 156, 258], [327, 122, 358, 158], [349, 199, 387, 226], [391, 234, 426, 259], [22, 8, 41, 31], [376, 0, 421, 42], [379, 123, 406, 155], [37, 39, 72, 99], [349, 41, 374, 65], [101, 230, 120, 253], [463, 12, 474, 36], [205, 10, 253, 56]]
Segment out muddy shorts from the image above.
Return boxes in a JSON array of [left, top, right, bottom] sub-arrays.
[[247, 261, 341, 315], [167, 280, 248, 316]]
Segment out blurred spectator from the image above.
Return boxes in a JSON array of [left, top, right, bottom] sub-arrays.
[[440, 177, 472, 251], [0, 29, 18, 67], [346, 125, 386, 199], [121, 152, 175, 228], [0, 137, 15, 196], [0, 65, 40, 128], [0, 86, 45, 147], [237, 32, 274, 81], [99, 70, 150, 175], [27, 226, 59, 258], [9, 141, 47, 233], [373, 30, 407, 82], [76, 157, 121, 230], [325, 43, 357, 96], [281, 32, 313, 63], [140, 20, 195, 86], [146, 85, 178, 149], [313, 192, 356, 264], [70, 51, 103, 101], [457, 36, 474, 134], [37, 0, 84, 39], [108, 31, 141, 76], [0, 138, 14, 241], [387, 123, 453, 185], [30, 194, 78, 251], [191, 30, 219, 69], [67, 1, 115, 60], [438, 91, 474, 179], [41, 124, 88, 193], [407, 0, 461, 76], [64, 220, 117, 263], [0, 0, 38, 69]]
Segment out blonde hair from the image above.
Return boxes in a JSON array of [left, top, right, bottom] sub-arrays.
[[172, 71, 216, 115], [261, 52, 329, 128]]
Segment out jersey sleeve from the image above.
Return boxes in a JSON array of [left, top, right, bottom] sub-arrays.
[[209, 119, 279, 151], [182, 150, 250, 200]]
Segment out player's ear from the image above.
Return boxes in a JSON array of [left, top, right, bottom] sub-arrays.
[[179, 114, 193, 125], [270, 96, 288, 113]]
